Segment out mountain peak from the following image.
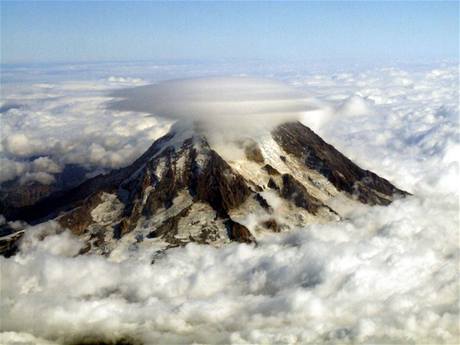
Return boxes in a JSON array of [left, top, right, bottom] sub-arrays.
[[1, 121, 407, 256]]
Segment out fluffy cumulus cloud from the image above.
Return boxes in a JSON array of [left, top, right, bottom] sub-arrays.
[[0, 76, 171, 184], [297, 63, 459, 195], [1, 193, 458, 344], [0, 61, 459, 344]]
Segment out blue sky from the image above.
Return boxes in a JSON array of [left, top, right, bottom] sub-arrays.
[[1, 1, 458, 64]]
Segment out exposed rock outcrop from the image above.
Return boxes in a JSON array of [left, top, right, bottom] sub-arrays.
[[272, 122, 408, 205], [280, 174, 322, 214]]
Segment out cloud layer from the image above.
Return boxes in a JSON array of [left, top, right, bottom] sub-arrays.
[[0, 77, 171, 184], [1, 61, 459, 344], [1, 191, 458, 344], [298, 63, 459, 194]]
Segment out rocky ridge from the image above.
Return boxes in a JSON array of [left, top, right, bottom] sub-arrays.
[[0, 121, 407, 256]]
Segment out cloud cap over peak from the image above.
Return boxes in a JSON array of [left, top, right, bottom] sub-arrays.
[[110, 77, 317, 136]]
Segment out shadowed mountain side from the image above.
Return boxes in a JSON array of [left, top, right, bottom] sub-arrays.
[[2, 133, 176, 223]]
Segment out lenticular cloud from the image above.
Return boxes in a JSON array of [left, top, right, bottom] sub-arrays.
[[110, 77, 317, 136]]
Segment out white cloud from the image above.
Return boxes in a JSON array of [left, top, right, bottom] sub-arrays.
[[0, 158, 27, 183], [298, 64, 459, 194], [0, 190, 458, 344], [0, 78, 172, 184], [336, 94, 374, 117], [0, 61, 458, 344], [31, 157, 62, 174], [19, 171, 56, 185], [3, 133, 34, 157], [110, 77, 318, 143]]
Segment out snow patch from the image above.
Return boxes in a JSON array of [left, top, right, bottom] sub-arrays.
[[90, 193, 124, 225]]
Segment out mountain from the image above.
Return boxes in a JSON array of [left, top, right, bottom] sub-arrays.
[[0, 164, 91, 210], [0, 121, 407, 256]]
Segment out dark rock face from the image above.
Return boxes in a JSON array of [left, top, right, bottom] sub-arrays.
[[0, 182, 54, 210], [263, 164, 280, 176], [226, 219, 255, 244], [254, 193, 272, 212], [267, 177, 279, 190], [58, 192, 103, 235], [272, 122, 408, 205], [193, 149, 251, 216], [280, 174, 322, 214], [0, 164, 90, 215], [262, 218, 281, 232]]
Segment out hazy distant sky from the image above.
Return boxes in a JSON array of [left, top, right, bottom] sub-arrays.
[[1, 1, 458, 64]]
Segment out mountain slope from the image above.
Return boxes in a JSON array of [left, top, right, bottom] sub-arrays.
[[1, 121, 407, 256]]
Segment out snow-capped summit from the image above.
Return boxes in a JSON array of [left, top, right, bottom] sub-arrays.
[[2, 121, 407, 256]]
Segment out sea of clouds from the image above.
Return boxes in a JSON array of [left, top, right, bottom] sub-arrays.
[[0, 73, 170, 184], [0, 60, 459, 344]]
